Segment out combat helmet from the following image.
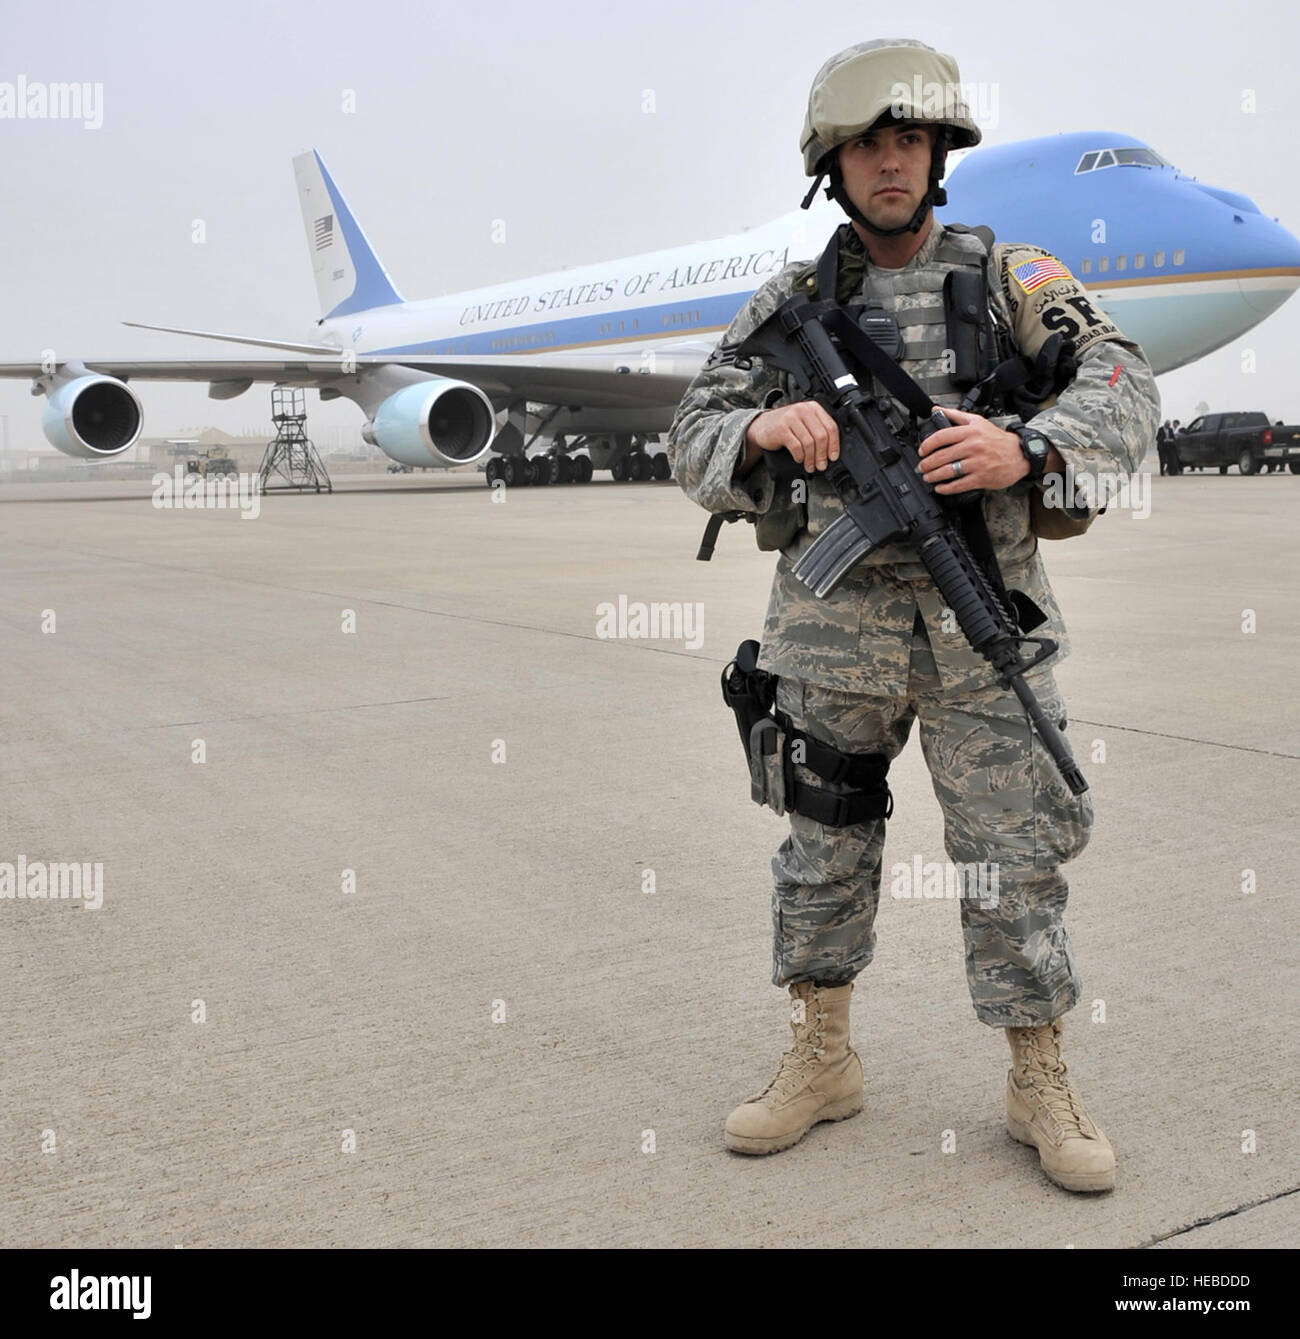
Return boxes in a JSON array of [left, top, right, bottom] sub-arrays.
[[800, 39, 982, 238]]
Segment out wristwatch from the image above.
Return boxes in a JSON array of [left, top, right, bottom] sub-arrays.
[[1010, 422, 1052, 482]]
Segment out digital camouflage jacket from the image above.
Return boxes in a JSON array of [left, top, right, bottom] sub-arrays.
[[666, 220, 1161, 694]]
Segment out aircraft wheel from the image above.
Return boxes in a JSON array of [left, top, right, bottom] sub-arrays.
[[628, 452, 650, 482], [533, 457, 557, 486], [573, 455, 593, 483], [485, 457, 504, 486], [650, 453, 671, 480], [611, 456, 630, 482], [501, 456, 526, 487], [556, 456, 574, 484]]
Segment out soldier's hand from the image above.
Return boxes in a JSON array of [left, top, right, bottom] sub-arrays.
[[746, 401, 841, 473], [917, 407, 1029, 493]]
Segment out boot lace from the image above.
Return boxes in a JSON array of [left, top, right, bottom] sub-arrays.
[[1015, 1026, 1094, 1138], [756, 1007, 828, 1102]]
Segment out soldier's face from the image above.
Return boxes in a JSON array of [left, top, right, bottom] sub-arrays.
[[837, 124, 937, 228]]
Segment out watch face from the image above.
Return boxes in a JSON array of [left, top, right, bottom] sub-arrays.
[[1020, 430, 1049, 478]]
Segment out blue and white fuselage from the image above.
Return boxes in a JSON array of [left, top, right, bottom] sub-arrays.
[[8, 132, 1299, 472], [314, 131, 1300, 380]]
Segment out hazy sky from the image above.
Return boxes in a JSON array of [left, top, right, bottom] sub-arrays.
[[3, 0, 1298, 451]]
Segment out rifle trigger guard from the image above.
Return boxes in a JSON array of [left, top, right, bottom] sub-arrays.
[[1009, 635, 1059, 679]]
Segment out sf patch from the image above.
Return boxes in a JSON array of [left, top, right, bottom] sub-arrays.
[[1037, 290, 1120, 356]]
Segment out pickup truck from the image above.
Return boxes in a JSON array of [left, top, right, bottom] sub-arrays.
[[1169, 412, 1300, 475]]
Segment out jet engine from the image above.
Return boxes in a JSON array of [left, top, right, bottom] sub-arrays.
[[41, 375, 143, 457], [362, 378, 495, 468]]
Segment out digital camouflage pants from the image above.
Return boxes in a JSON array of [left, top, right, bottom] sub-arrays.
[[770, 618, 1093, 1028]]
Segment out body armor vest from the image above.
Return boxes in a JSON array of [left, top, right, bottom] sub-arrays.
[[758, 222, 1035, 577]]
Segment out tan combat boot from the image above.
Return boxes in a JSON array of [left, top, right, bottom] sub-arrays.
[[1005, 1016, 1115, 1192], [724, 980, 863, 1155]]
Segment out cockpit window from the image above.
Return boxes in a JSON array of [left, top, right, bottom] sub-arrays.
[[1075, 146, 1170, 173], [1114, 147, 1168, 167]]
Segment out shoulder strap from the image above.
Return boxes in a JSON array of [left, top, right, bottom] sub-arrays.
[[942, 221, 996, 251], [815, 226, 843, 305]]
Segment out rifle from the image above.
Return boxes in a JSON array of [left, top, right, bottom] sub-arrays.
[[733, 294, 1088, 797]]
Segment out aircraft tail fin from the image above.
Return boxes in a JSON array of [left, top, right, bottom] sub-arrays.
[[292, 150, 404, 320]]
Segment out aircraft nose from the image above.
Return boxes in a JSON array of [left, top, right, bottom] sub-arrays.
[[1238, 216, 1300, 315]]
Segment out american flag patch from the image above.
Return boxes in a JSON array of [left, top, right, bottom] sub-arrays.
[[1011, 255, 1070, 292], [313, 214, 334, 251]]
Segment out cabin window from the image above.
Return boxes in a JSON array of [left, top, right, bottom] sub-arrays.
[[1173, 249, 1185, 265], [1080, 258, 1092, 274], [1154, 251, 1165, 267], [1134, 254, 1145, 269], [1098, 257, 1109, 272], [1116, 256, 1127, 271]]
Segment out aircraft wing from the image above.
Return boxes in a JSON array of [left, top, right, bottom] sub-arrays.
[[0, 353, 698, 410]]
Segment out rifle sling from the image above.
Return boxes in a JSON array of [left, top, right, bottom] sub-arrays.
[[813, 231, 1047, 635]]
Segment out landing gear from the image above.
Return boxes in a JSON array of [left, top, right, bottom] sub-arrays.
[[484, 448, 594, 486], [481, 432, 663, 487]]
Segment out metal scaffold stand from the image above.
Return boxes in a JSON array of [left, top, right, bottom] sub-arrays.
[[258, 387, 332, 493]]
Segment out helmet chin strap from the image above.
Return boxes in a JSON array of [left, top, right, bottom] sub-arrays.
[[801, 140, 949, 239]]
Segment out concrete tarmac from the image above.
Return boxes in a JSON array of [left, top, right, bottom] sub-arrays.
[[1, 464, 1296, 1248]]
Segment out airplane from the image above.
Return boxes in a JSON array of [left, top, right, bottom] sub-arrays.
[[6, 131, 1299, 486]]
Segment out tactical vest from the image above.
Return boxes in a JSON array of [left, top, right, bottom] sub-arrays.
[[753, 222, 1034, 566]]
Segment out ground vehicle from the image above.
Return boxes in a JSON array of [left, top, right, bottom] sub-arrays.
[[184, 449, 239, 478], [1170, 412, 1300, 475]]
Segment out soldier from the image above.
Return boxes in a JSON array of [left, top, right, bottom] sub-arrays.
[[667, 39, 1160, 1193]]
